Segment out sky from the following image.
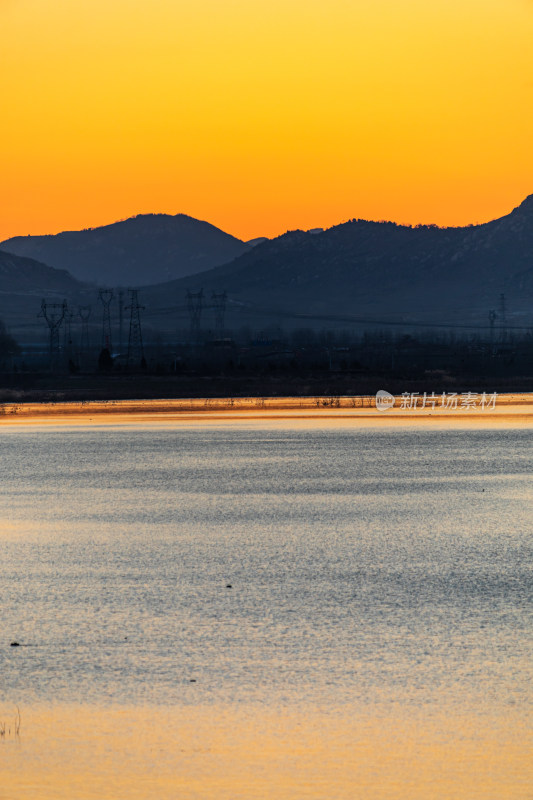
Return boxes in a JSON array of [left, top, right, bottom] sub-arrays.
[[1, 0, 532, 241]]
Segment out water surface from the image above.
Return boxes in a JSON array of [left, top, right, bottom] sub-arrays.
[[1, 419, 531, 798]]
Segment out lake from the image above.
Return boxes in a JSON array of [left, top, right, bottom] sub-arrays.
[[1, 416, 531, 798]]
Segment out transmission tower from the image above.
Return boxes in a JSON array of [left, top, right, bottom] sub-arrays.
[[79, 305, 91, 362], [211, 291, 227, 338], [498, 293, 507, 341], [187, 289, 204, 343], [498, 293, 507, 325], [63, 306, 75, 357], [98, 289, 114, 352], [39, 299, 66, 370], [488, 309, 496, 353], [118, 289, 125, 352], [126, 289, 145, 367]]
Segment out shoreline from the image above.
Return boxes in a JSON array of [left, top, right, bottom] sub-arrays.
[[1, 393, 532, 424]]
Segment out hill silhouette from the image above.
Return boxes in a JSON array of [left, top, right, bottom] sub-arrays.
[[0, 249, 91, 337], [142, 195, 533, 327], [0, 248, 85, 294], [1, 214, 250, 287], [1, 197, 532, 338]]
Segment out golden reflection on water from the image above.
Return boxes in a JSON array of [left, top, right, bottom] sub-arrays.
[[1, 705, 530, 800], [0, 394, 532, 427], [1, 410, 531, 798]]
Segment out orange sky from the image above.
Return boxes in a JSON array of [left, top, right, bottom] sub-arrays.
[[1, 0, 532, 241]]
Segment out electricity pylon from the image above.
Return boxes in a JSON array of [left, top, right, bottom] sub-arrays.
[[39, 299, 66, 371], [498, 293, 507, 341], [118, 289, 124, 352], [187, 289, 203, 343], [79, 305, 91, 365], [126, 289, 145, 368], [63, 306, 75, 359], [488, 309, 496, 354], [98, 289, 114, 352], [211, 291, 227, 338]]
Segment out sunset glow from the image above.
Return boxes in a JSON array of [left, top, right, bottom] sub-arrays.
[[2, 0, 532, 240], [2, 704, 530, 800]]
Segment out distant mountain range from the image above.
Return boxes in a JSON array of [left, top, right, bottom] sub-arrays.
[[1, 214, 251, 286], [1, 197, 532, 338], [143, 195, 533, 328]]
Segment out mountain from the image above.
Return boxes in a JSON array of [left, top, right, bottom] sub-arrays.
[[1, 214, 251, 287], [142, 195, 533, 328], [246, 237, 269, 248], [0, 249, 91, 338], [0, 248, 84, 295], [2, 197, 532, 340]]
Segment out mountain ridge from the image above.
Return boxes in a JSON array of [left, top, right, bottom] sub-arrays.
[[1, 196, 532, 335], [140, 195, 533, 325], [1, 213, 251, 287]]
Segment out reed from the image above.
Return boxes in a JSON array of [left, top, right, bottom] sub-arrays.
[[0, 707, 21, 738]]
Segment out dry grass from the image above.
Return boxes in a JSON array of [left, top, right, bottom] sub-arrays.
[[0, 706, 21, 738]]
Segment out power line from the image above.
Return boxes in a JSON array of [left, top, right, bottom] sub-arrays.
[[227, 301, 532, 332], [127, 297, 532, 332]]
